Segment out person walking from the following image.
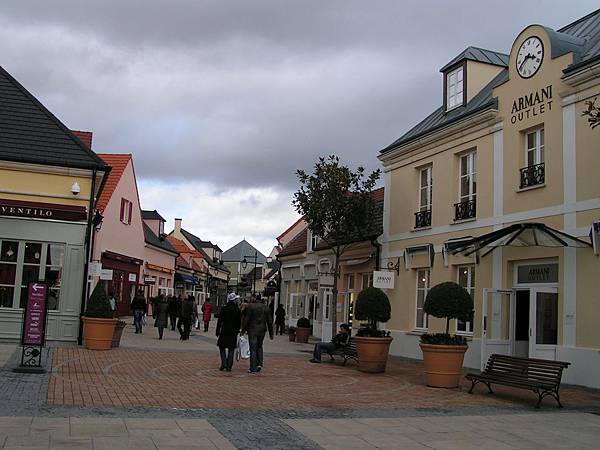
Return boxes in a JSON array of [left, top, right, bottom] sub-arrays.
[[201, 299, 213, 332], [275, 304, 286, 336], [175, 295, 185, 336], [180, 295, 195, 340], [241, 295, 273, 373], [167, 295, 178, 330], [108, 291, 117, 318], [309, 323, 351, 363], [153, 295, 169, 340], [130, 289, 147, 334], [216, 293, 242, 371]]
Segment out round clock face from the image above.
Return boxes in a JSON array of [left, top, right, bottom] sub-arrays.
[[516, 36, 544, 79]]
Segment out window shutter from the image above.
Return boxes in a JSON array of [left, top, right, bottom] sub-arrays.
[[127, 201, 132, 225], [120, 199, 125, 222]]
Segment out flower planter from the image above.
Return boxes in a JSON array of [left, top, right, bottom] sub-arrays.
[[354, 336, 393, 373], [83, 317, 117, 351], [111, 321, 126, 348], [420, 343, 468, 388], [288, 329, 296, 342], [295, 326, 311, 343]]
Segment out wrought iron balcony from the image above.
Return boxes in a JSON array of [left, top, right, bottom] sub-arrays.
[[520, 162, 545, 189], [414, 209, 431, 228], [454, 199, 476, 221]]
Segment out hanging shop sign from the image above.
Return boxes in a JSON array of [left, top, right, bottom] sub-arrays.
[[510, 85, 553, 124], [373, 270, 395, 289], [128, 273, 137, 282], [88, 261, 102, 277], [0, 198, 87, 222], [100, 269, 113, 280], [517, 263, 558, 284]]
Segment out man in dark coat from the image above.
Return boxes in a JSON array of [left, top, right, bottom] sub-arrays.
[[153, 295, 169, 340], [130, 290, 147, 334], [242, 295, 273, 373], [167, 296, 178, 331], [180, 295, 195, 340], [216, 293, 242, 371], [275, 304, 286, 336]]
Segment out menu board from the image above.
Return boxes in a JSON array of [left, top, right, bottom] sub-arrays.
[[22, 283, 48, 346]]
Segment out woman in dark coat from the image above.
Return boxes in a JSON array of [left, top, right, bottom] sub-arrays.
[[153, 295, 169, 340], [216, 293, 242, 371]]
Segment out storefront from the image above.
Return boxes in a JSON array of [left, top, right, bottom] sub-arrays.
[[100, 251, 142, 317]]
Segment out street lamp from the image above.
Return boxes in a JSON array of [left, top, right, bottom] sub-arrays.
[[241, 250, 258, 296]]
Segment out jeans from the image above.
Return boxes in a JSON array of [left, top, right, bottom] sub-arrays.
[[204, 321, 210, 332], [219, 347, 235, 369], [169, 313, 177, 330], [158, 326, 165, 339], [248, 333, 265, 372], [133, 310, 144, 333], [313, 342, 336, 362]]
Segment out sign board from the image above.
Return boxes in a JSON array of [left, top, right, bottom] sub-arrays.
[[0, 198, 87, 222], [373, 271, 395, 289], [22, 283, 48, 346], [88, 261, 102, 277], [100, 269, 113, 280], [128, 273, 137, 282], [517, 263, 558, 284], [175, 283, 184, 289], [319, 275, 334, 286], [144, 276, 156, 284]]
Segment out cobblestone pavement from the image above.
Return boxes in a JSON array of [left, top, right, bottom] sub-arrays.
[[2, 322, 600, 448]]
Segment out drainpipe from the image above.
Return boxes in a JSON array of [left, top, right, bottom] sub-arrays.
[[77, 169, 97, 345], [371, 238, 381, 271]]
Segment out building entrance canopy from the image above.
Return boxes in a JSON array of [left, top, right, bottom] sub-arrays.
[[450, 222, 591, 259]]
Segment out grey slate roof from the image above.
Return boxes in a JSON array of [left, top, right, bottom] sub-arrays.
[[440, 46, 509, 72], [381, 9, 600, 154], [179, 228, 230, 272], [0, 66, 108, 170], [223, 239, 268, 264], [141, 210, 166, 221], [143, 223, 177, 254]]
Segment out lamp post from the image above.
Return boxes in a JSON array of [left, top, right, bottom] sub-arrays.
[[241, 250, 258, 296]]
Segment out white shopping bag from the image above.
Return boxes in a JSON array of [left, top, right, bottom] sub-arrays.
[[237, 335, 250, 360]]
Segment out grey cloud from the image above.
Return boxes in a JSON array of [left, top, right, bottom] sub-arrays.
[[0, 1, 597, 190]]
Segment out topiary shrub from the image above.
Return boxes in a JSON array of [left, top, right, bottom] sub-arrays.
[[85, 283, 113, 319], [421, 281, 473, 345], [297, 317, 310, 328], [354, 287, 391, 337]]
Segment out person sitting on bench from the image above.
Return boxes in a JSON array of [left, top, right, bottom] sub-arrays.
[[309, 323, 350, 363]]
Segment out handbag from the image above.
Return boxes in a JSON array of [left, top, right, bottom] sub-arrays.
[[237, 335, 250, 360]]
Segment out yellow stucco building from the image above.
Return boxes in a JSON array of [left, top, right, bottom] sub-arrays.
[[379, 10, 600, 388], [0, 66, 109, 342]]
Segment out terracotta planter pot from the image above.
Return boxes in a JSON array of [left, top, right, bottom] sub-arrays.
[[354, 336, 393, 373], [420, 343, 468, 388], [295, 326, 311, 343], [288, 331, 296, 342], [82, 317, 117, 351], [111, 321, 126, 348]]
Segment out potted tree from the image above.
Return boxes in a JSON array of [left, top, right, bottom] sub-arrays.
[[288, 326, 297, 342], [420, 281, 473, 388], [82, 283, 117, 350], [295, 317, 311, 343], [353, 287, 393, 373]]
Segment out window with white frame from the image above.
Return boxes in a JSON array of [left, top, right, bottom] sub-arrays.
[[120, 198, 132, 225], [419, 166, 432, 212], [456, 265, 475, 334], [361, 272, 373, 290], [347, 274, 355, 290], [459, 151, 477, 203], [446, 66, 464, 110], [526, 128, 544, 167], [415, 269, 429, 329], [310, 232, 319, 251]]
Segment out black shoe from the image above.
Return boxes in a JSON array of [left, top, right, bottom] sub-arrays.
[[225, 368, 231, 372], [219, 367, 225, 371], [257, 366, 262, 372], [309, 359, 321, 363]]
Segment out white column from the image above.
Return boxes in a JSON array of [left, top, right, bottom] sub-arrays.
[[562, 99, 577, 347]]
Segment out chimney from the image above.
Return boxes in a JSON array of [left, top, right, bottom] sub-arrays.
[[174, 218, 182, 234], [70, 130, 93, 148]]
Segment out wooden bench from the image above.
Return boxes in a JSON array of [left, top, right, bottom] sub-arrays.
[[465, 354, 570, 408], [327, 339, 358, 366]]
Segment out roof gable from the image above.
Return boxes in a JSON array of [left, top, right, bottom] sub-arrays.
[[96, 154, 132, 212], [143, 222, 176, 254], [141, 209, 166, 221], [222, 239, 268, 263], [440, 46, 509, 72], [0, 66, 107, 170], [278, 228, 308, 257]]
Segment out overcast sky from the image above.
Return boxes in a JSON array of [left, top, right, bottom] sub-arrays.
[[1, 1, 596, 254]]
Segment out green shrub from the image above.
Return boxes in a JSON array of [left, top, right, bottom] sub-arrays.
[[420, 333, 468, 345], [297, 317, 310, 328], [354, 287, 391, 330], [423, 281, 473, 335], [85, 283, 113, 319]]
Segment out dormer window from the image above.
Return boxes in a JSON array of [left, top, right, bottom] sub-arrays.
[[446, 66, 464, 111]]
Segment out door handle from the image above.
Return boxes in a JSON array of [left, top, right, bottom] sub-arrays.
[[529, 328, 532, 337]]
